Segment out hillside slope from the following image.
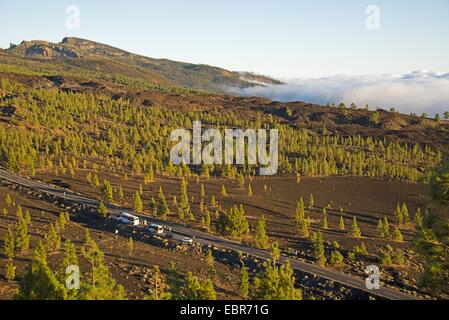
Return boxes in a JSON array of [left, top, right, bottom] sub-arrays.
[[2, 37, 281, 93]]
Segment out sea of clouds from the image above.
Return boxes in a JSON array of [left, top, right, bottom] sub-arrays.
[[231, 71, 449, 116]]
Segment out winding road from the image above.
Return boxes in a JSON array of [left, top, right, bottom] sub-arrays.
[[0, 169, 420, 300]]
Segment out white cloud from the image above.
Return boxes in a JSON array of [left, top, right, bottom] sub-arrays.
[[230, 71, 449, 116]]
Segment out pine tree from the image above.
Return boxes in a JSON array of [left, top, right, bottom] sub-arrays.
[[5, 261, 16, 282], [133, 191, 143, 213], [377, 219, 384, 237], [98, 201, 108, 218], [17, 245, 68, 300], [221, 185, 228, 197], [322, 208, 328, 229], [382, 216, 390, 238], [178, 178, 191, 221], [149, 197, 157, 216], [206, 249, 216, 277], [350, 216, 362, 238], [339, 216, 345, 230], [80, 236, 127, 300], [391, 226, 403, 242], [298, 216, 310, 238], [210, 195, 217, 207], [308, 194, 315, 210], [379, 251, 393, 266], [401, 203, 410, 223], [204, 210, 211, 232], [58, 212, 67, 233], [414, 208, 423, 229], [118, 186, 124, 200], [93, 174, 100, 187], [45, 223, 61, 253], [395, 203, 403, 225], [158, 187, 170, 220], [312, 231, 327, 266], [271, 242, 281, 266], [238, 173, 245, 188], [182, 272, 216, 300], [102, 180, 114, 203], [5, 194, 13, 206], [253, 260, 302, 300], [254, 215, 269, 249], [58, 240, 78, 279], [57, 240, 79, 299], [16, 204, 23, 217], [3, 227, 15, 260], [216, 205, 249, 239], [239, 266, 249, 298], [247, 183, 253, 196], [86, 172, 92, 185], [330, 251, 344, 266], [200, 184, 205, 198], [145, 266, 172, 300], [294, 197, 305, 226], [15, 211, 30, 254], [25, 210, 31, 224]]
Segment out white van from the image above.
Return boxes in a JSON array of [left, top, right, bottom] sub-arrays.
[[113, 212, 140, 226], [148, 224, 164, 234]]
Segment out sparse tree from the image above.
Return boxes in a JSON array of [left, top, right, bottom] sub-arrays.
[[370, 111, 380, 125], [312, 231, 326, 266], [395, 203, 403, 225], [15, 211, 30, 253], [5, 194, 13, 206], [308, 194, 315, 210], [414, 208, 423, 229], [401, 203, 410, 223], [330, 251, 344, 266], [102, 180, 114, 203], [391, 226, 403, 242], [118, 186, 124, 200], [45, 223, 61, 253], [25, 210, 31, 224], [98, 201, 108, 218], [5, 261, 16, 282], [254, 215, 269, 249], [253, 260, 302, 300], [239, 266, 249, 298], [339, 216, 345, 231], [3, 227, 15, 260], [206, 249, 216, 277], [443, 111, 449, 120], [247, 183, 253, 197], [350, 216, 362, 239], [182, 272, 216, 300], [133, 191, 143, 213], [322, 208, 328, 229], [221, 185, 228, 197]]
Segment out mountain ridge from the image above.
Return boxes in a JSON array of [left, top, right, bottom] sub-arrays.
[[3, 37, 282, 93]]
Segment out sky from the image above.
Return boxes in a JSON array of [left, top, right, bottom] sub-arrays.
[[1, 0, 448, 78], [1, 0, 448, 114]]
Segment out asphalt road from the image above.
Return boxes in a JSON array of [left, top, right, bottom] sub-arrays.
[[0, 169, 420, 300]]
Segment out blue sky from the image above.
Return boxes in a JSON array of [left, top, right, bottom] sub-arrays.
[[0, 0, 448, 78]]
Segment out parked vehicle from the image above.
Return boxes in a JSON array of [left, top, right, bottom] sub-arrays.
[[112, 212, 140, 226], [148, 224, 164, 234], [182, 237, 193, 244], [165, 233, 175, 240]]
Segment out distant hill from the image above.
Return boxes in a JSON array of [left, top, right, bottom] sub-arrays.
[[2, 37, 282, 93]]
